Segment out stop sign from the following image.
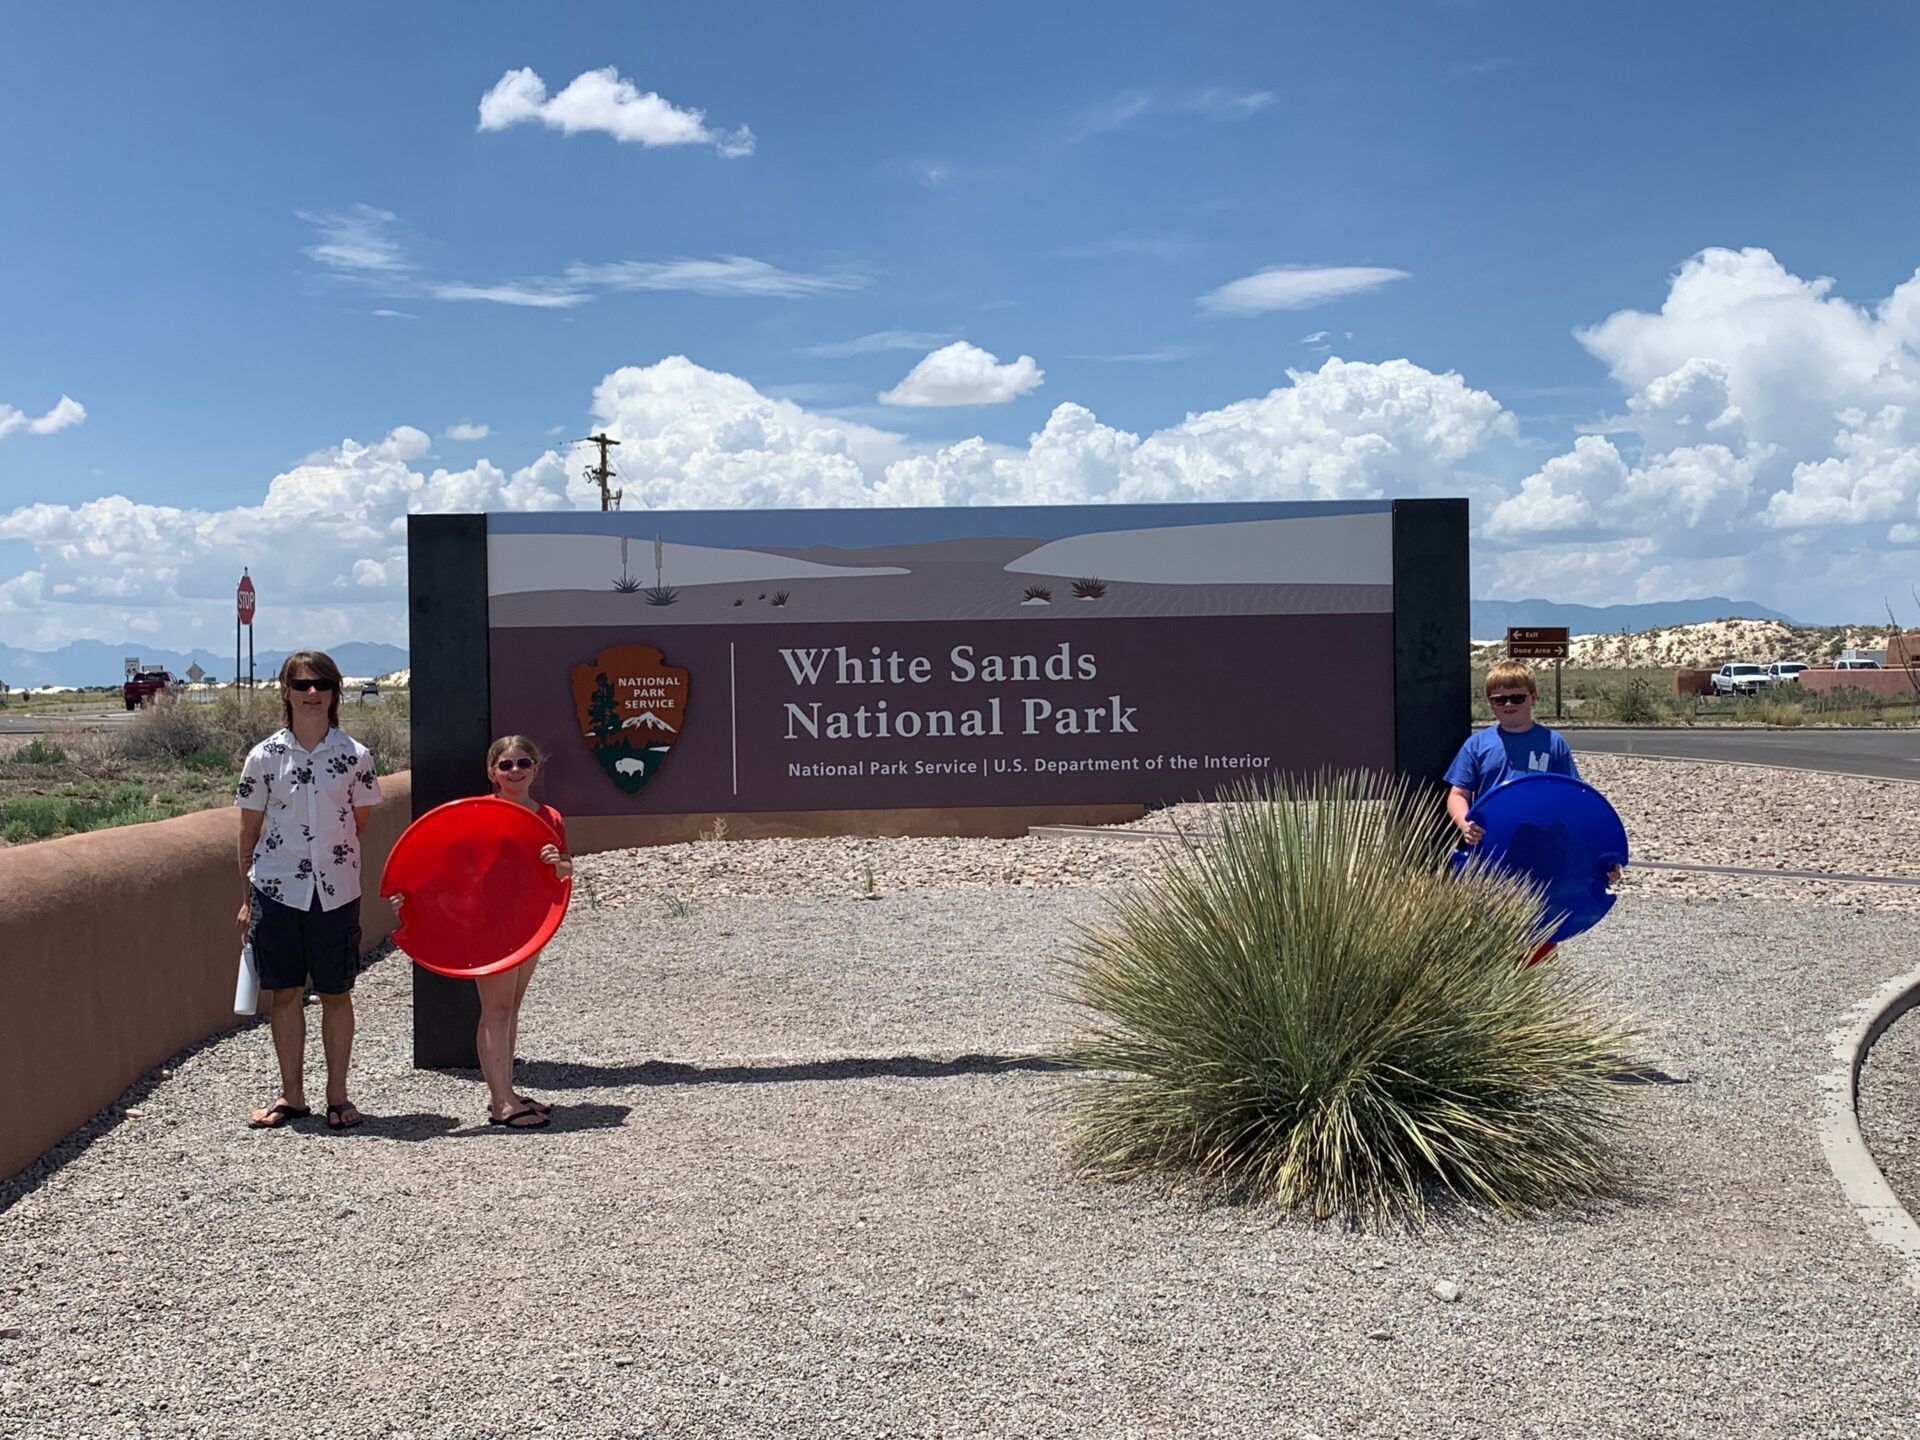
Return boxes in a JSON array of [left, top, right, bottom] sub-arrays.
[[237, 571, 256, 625]]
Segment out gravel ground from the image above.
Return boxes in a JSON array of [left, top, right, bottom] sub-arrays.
[[1860, 1002, 1920, 1225], [4, 879, 1920, 1439], [563, 752, 1920, 918]]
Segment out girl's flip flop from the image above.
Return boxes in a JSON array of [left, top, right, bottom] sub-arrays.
[[247, 1101, 311, 1129], [325, 1102, 364, 1130], [487, 1105, 549, 1130]]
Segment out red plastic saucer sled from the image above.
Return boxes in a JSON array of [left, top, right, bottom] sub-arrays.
[[380, 798, 571, 978]]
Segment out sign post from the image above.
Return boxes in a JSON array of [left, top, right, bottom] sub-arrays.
[[1506, 626, 1570, 718], [237, 570, 256, 690]]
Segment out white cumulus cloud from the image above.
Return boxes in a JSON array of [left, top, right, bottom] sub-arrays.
[[477, 67, 754, 157], [0, 353, 1521, 645], [0, 427, 585, 648], [1487, 248, 1920, 557], [879, 343, 1045, 408], [444, 421, 490, 441], [0, 395, 86, 441]]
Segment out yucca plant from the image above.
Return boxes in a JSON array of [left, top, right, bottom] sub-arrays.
[[1023, 584, 1054, 602], [1071, 577, 1108, 599], [1058, 771, 1642, 1225], [612, 574, 643, 593], [643, 585, 679, 606]]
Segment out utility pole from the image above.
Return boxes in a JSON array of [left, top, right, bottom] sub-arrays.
[[576, 432, 622, 511]]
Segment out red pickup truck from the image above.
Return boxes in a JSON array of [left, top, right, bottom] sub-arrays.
[[122, 670, 175, 709]]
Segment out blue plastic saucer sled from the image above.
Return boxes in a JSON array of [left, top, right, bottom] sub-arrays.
[[1450, 773, 1629, 951]]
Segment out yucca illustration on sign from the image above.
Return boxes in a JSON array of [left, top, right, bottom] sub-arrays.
[[570, 644, 689, 795]]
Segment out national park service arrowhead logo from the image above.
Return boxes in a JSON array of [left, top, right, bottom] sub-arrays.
[[571, 644, 688, 795]]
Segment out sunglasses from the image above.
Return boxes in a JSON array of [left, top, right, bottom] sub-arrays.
[[494, 757, 536, 771], [1489, 692, 1531, 707], [287, 678, 336, 693]]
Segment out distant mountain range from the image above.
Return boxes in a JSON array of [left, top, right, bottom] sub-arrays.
[[0, 640, 410, 689], [1468, 597, 1796, 639]]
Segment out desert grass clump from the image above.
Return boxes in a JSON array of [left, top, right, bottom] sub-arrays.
[[1755, 697, 1806, 727], [1058, 771, 1642, 1225]]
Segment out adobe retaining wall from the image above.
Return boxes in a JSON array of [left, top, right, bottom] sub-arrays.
[[0, 773, 411, 1183]]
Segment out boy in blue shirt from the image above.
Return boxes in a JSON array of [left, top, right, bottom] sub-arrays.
[[1445, 660, 1579, 847]]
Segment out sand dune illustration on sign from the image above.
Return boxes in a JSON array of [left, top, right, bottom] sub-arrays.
[[489, 511, 1392, 628]]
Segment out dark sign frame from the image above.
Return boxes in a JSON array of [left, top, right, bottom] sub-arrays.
[[406, 498, 1466, 1065]]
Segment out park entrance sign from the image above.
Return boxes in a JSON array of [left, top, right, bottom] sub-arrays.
[[405, 499, 1466, 1064], [409, 499, 1466, 843]]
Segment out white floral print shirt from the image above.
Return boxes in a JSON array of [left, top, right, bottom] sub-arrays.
[[234, 727, 382, 912]]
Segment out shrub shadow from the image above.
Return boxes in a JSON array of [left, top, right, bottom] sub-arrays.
[[511, 1053, 1071, 1091]]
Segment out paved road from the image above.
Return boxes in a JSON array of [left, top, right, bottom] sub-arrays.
[[0, 709, 132, 736], [1576, 727, 1920, 782]]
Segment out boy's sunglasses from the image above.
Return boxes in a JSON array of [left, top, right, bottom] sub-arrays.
[[1489, 692, 1531, 707], [287, 678, 336, 693], [495, 757, 536, 771]]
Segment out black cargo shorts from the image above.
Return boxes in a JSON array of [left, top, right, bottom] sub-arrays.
[[248, 887, 362, 995]]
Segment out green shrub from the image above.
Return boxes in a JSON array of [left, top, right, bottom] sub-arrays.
[[10, 739, 66, 765], [183, 747, 231, 771], [1058, 773, 1641, 1224], [1609, 678, 1659, 724], [0, 784, 163, 839], [1756, 699, 1806, 727], [0, 794, 68, 839]]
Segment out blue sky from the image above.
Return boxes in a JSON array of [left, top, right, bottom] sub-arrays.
[[3, 2, 1919, 650]]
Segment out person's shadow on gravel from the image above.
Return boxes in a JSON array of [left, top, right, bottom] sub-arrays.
[[320, 1111, 463, 1141]]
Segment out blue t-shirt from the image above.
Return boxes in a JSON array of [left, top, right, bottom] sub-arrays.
[[1444, 723, 1579, 801]]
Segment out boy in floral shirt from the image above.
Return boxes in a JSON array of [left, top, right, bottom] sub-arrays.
[[234, 650, 381, 1130]]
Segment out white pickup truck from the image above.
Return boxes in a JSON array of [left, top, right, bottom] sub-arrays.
[[1711, 662, 1770, 696]]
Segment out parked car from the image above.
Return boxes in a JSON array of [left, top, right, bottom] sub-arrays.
[[122, 669, 176, 709], [1766, 661, 1808, 684], [1835, 657, 1882, 670], [1711, 662, 1770, 696]]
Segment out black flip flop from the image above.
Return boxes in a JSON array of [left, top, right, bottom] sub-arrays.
[[487, 1105, 549, 1130], [247, 1101, 310, 1130], [325, 1102, 364, 1130]]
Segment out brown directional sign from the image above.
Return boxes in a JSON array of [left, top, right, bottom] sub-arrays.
[[1506, 625, 1569, 660]]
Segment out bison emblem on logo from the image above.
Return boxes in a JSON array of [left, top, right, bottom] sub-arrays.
[[571, 644, 689, 795]]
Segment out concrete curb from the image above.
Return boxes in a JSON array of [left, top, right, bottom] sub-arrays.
[[1819, 963, 1920, 1292]]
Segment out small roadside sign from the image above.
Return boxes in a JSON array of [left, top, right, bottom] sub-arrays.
[[1506, 626, 1569, 660], [125, 656, 140, 677]]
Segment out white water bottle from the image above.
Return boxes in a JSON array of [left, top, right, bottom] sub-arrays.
[[234, 942, 260, 1016]]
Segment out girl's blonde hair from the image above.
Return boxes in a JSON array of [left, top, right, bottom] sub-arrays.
[[486, 734, 548, 772]]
